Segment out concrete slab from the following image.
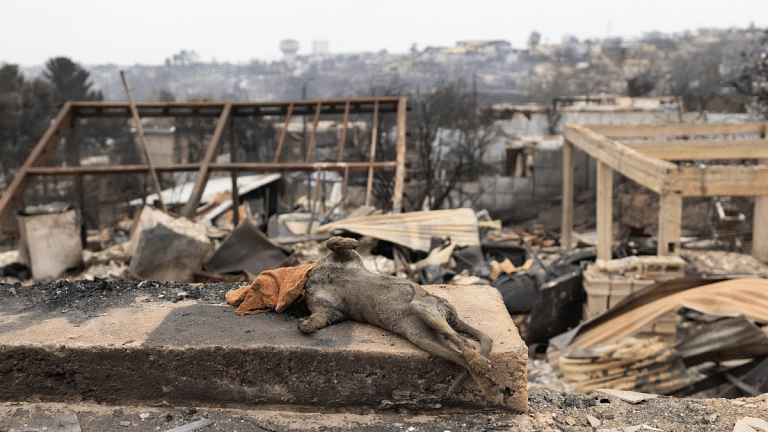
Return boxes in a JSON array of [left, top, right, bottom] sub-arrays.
[[0, 283, 527, 412]]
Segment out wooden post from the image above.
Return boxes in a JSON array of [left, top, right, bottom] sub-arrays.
[[306, 166, 323, 235], [753, 193, 768, 262], [120, 71, 166, 212], [754, 122, 768, 261], [336, 101, 350, 162], [342, 165, 350, 210], [69, 117, 86, 246], [229, 115, 239, 227], [596, 161, 613, 261], [753, 150, 768, 261], [658, 193, 683, 256], [561, 140, 575, 250], [181, 103, 232, 218], [365, 101, 380, 207], [272, 103, 293, 163], [305, 101, 322, 163], [392, 97, 407, 213]]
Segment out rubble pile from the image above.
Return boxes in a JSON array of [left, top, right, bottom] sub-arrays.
[[3, 190, 768, 407]]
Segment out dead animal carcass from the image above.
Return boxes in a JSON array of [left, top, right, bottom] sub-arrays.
[[301, 237, 496, 395]]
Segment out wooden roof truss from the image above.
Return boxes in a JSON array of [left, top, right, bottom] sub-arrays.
[[561, 121, 768, 261]]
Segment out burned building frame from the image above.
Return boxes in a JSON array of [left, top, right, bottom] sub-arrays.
[[0, 97, 408, 238], [560, 121, 768, 261]]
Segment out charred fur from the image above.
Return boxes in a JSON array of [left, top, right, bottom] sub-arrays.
[[300, 236, 497, 395]]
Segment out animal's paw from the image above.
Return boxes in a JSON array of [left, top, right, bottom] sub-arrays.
[[472, 374, 498, 396], [463, 346, 492, 376], [297, 318, 317, 334]]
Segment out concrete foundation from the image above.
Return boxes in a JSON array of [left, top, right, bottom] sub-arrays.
[[0, 284, 527, 412]]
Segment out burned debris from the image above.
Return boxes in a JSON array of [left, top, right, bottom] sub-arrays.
[[2, 88, 768, 417]]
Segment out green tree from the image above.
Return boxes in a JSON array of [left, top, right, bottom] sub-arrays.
[[0, 64, 23, 146], [43, 57, 120, 159], [43, 57, 103, 106], [0, 65, 55, 183], [20, 78, 54, 142], [0, 64, 24, 183]]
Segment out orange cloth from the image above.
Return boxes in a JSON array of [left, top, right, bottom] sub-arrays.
[[226, 263, 315, 314]]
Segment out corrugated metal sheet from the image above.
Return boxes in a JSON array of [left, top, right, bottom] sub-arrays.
[[130, 173, 282, 207], [316, 208, 480, 252], [674, 316, 768, 366], [551, 278, 768, 396], [562, 278, 768, 351]]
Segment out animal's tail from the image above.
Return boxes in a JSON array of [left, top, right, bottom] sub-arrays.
[[446, 318, 494, 396]]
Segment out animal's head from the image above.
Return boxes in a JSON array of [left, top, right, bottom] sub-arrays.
[[322, 236, 365, 268]]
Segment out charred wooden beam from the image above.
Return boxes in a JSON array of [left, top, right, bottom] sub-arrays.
[[24, 162, 398, 176], [71, 98, 403, 118], [0, 96, 409, 236], [181, 103, 233, 217]]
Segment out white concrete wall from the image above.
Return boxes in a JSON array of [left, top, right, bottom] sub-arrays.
[[448, 176, 532, 213]]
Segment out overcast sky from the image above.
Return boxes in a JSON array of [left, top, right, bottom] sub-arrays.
[[2, 0, 766, 67]]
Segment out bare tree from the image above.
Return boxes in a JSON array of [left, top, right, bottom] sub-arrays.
[[732, 29, 768, 118], [664, 44, 726, 111], [627, 71, 658, 97], [407, 80, 494, 211], [351, 79, 494, 212], [527, 31, 542, 50]]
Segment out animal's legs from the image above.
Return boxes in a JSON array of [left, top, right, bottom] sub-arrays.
[[409, 300, 495, 393], [298, 307, 346, 334], [403, 324, 472, 370], [409, 300, 491, 375], [445, 318, 495, 396]]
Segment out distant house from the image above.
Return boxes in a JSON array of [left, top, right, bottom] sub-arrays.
[[432, 127, 501, 167], [532, 44, 561, 58], [431, 40, 513, 62], [480, 95, 687, 200], [454, 40, 512, 56]]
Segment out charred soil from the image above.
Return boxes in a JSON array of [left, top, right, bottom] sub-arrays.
[[1, 279, 767, 431]]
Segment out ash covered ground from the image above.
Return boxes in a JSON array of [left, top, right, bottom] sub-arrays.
[[1, 278, 768, 431], [0, 278, 243, 314]]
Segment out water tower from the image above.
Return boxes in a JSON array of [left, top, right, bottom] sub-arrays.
[[312, 40, 330, 57], [279, 39, 300, 65]]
